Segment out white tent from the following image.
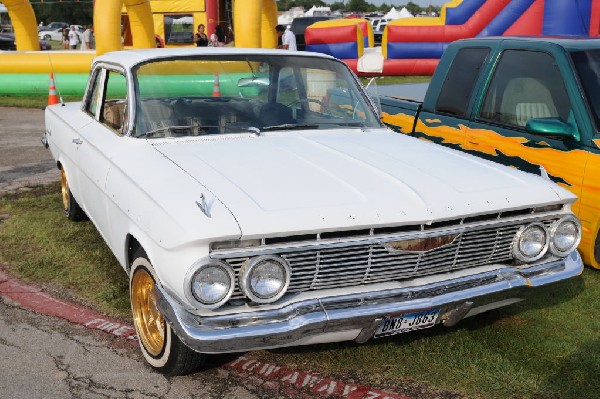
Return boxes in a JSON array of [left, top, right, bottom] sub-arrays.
[[278, 14, 293, 26], [304, 6, 331, 17], [384, 7, 413, 20], [398, 7, 414, 18], [173, 16, 193, 25]]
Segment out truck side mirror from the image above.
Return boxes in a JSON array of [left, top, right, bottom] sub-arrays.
[[525, 118, 578, 141]]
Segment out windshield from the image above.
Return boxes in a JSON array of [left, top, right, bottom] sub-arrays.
[[132, 54, 381, 138], [570, 49, 600, 129]]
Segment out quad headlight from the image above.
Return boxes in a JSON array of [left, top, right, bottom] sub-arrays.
[[189, 261, 234, 308], [549, 216, 581, 257], [513, 222, 549, 262], [239, 255, 291, 303]]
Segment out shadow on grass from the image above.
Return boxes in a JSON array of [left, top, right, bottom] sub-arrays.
[[536, 338, 600, 399]]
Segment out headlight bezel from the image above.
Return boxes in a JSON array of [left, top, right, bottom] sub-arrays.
[[512, 222, 550, 263], [185, 260, 235, 309], [548, 215, 581, 257], [239, 255, 291, 304]]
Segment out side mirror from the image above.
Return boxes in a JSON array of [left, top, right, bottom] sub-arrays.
[[237, 77, 269, 88], [525, 118, 579, 141]]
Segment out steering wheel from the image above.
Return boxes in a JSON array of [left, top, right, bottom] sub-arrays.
[[287, 98, 334, 116]]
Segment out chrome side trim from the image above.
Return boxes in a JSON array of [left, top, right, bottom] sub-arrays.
[[156, 251, 583, 354]]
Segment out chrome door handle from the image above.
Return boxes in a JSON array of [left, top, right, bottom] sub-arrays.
[[72, 138, 83, 145]]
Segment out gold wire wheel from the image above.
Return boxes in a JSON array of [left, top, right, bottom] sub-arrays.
[[131, 268, 166, 357], [60, 168, 69, 212]]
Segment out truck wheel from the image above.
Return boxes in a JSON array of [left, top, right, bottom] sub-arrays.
[[60, 168, 86, 221], [130, 253, 204, 376]]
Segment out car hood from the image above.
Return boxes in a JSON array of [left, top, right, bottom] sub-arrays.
[[152, 129, 573, 238]]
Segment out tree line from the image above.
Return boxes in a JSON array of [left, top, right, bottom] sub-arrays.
[[277, 1, 441, 14]]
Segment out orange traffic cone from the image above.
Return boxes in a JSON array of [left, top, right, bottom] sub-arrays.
[[48, 73, 59, 105], [212, 71, 221, 97]]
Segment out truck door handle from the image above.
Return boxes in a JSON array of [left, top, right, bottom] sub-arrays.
[[72, 138, 83, 145]]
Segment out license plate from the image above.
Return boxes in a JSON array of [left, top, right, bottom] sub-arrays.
[[374, 309, 440, 338]]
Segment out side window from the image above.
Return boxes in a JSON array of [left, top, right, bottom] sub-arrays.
[[101, 71, 127, 134], [480, 50, 574, 129], [276, 66, 300, 105], [85, 70, 102, 118], [435, 47, 490, 117]]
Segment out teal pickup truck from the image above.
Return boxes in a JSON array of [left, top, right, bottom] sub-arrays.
[[379, 37, 600, 269]]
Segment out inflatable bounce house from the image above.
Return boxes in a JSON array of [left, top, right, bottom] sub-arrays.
[[0, 0, 278, 96], [306, 0, 600, 76]]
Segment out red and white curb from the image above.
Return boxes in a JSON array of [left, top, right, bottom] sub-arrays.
[[224, 356, 410, 399], [0, 268, 410, 399]]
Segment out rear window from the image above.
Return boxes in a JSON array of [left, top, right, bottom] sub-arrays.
[[570, 50, 600, 129], [435, 47, 490, 118]]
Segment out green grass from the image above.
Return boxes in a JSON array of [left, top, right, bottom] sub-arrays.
[[1, 179, 598, 399], [0, 184, 130, 318], [0, 95, 82, 108]]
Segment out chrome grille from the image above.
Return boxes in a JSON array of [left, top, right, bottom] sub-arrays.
[[222, 218, 559, 300]]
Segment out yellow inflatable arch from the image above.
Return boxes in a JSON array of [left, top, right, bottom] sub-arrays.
[[2, 0, 278, 54]]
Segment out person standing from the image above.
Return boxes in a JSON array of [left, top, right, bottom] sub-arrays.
[[61, 27, 69, 49], [80, 25, 92, 50], [275, 25, 296, 51], [209, 25, 226, 47], [68, 25, 79, 50], [195, 24, 209, 47]]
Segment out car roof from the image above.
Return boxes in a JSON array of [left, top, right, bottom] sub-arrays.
[[458, 36, 600, 52], [93, 47, 337, 70]]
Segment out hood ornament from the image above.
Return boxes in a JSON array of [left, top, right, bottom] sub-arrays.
[[539, 165, 551, 181], [384, 234, 460, 254], [196, 194, 212, 218]]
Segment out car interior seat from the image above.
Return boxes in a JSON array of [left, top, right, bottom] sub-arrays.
[[103, 100, 126, 132], [258, 102, 296, 127], [499, 77, 558, 127]]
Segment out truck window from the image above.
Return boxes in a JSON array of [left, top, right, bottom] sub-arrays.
[[435, 47, 489, 118], [479, 50, 573, 129], [570, 50, 600, 130]]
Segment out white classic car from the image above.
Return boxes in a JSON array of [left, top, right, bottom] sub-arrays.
[[43, 48, 584, 376]]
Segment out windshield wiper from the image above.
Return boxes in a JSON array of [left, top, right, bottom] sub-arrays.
[[318, 122, 366, 128], [260, 124, 320, 132], [137, 124, 211, 138]]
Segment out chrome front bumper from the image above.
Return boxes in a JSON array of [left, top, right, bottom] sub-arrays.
[[155, 251, 584, 354]]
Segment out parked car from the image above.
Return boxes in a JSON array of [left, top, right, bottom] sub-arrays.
[[0, 32, 52, 51], [39, 25, 82, 42], [371, 18, 390, 46], [291, 16, 336, 50], [43, 48, 583, 376], [38, 22, 69, 32], [380, 37, 600, 269], [370, 18, 390, 31], [39, 28, 64, 42], [0, 32, 16, 50]]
